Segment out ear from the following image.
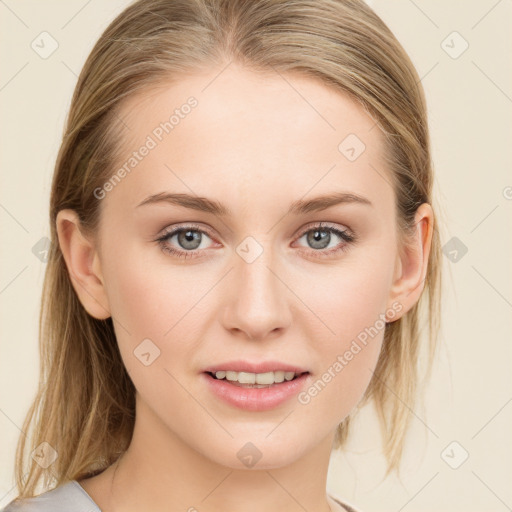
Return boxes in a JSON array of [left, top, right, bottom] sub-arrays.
[[386, 203, 434, 321], [56, 209, 111, 320]]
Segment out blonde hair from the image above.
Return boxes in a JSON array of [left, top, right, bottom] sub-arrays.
[[12, 0, 442, 499]]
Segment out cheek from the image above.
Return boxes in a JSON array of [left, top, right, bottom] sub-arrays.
[[101, 248, 201, 406], [297, 279, 385, 423], [101, 244, 215, 382], [291, 257, 391, 416], [102, 240, 206, 337], [293, 254, 392, 344]]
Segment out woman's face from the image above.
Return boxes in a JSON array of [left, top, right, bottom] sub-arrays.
[[79, 64, 418, 468]]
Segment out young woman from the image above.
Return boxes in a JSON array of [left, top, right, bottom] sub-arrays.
[[2, 1, 442, 511]]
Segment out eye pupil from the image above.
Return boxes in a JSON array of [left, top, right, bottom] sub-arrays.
[[307, 229, 330, 249], [178, 229, 202, 250]]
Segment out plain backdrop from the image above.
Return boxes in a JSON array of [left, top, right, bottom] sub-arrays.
[[1, 1, 511, 511]]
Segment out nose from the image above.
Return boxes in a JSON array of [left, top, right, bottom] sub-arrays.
[[221, 242, 291, 341]]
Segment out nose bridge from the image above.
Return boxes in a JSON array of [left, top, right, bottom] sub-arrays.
[[224, 234, 290, 339]]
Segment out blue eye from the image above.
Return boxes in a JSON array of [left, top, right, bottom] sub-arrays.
[[155, 222, 356, 260], [295, 223, 355, 256], [156, 224, 214, 259]]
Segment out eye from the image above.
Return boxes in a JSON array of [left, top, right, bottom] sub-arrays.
[[294, 222, 356, 257], [155, 222, 356, 260], [155, 223, 216, 259]]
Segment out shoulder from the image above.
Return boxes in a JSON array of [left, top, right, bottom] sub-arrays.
[[0, 480, 101, 512]]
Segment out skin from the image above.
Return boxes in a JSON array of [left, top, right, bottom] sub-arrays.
[[56, 63, 433, 512]]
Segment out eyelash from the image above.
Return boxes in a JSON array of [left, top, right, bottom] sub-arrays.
[[155, 222, 356, 260]]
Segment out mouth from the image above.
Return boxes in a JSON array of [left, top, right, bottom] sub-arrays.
[[202, 370, 312, 411], [204, 370, 310, 388]]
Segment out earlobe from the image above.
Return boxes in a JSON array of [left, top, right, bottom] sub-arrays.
[[387, 203, 433, 320], [55, 209, 111, 320]]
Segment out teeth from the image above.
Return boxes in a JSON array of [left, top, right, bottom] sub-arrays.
[[213, 370, 301, 384]]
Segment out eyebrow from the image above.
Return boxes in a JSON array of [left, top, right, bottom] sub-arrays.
[[136, 191, 373, 216]]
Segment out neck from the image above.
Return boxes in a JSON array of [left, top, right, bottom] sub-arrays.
[[98, 395, 340, 512]]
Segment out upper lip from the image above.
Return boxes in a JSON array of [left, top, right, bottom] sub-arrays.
[[202, 360, 309, 374]]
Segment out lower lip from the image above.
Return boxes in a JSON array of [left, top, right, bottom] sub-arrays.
[[201, 372, 311, 411]]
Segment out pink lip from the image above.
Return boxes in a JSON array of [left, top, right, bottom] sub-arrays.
[[202, 360, 309, 374], [201, 372, 311, 411]]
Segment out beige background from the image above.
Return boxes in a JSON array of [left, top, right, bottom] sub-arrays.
[[1, 1, 511, 511]]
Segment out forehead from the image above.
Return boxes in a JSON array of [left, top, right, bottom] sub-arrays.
[[104, 64, 392, 218]]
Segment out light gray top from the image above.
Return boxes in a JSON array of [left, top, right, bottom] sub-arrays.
[[1, 481, 100, 512], [1, 480, 361, 512]]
